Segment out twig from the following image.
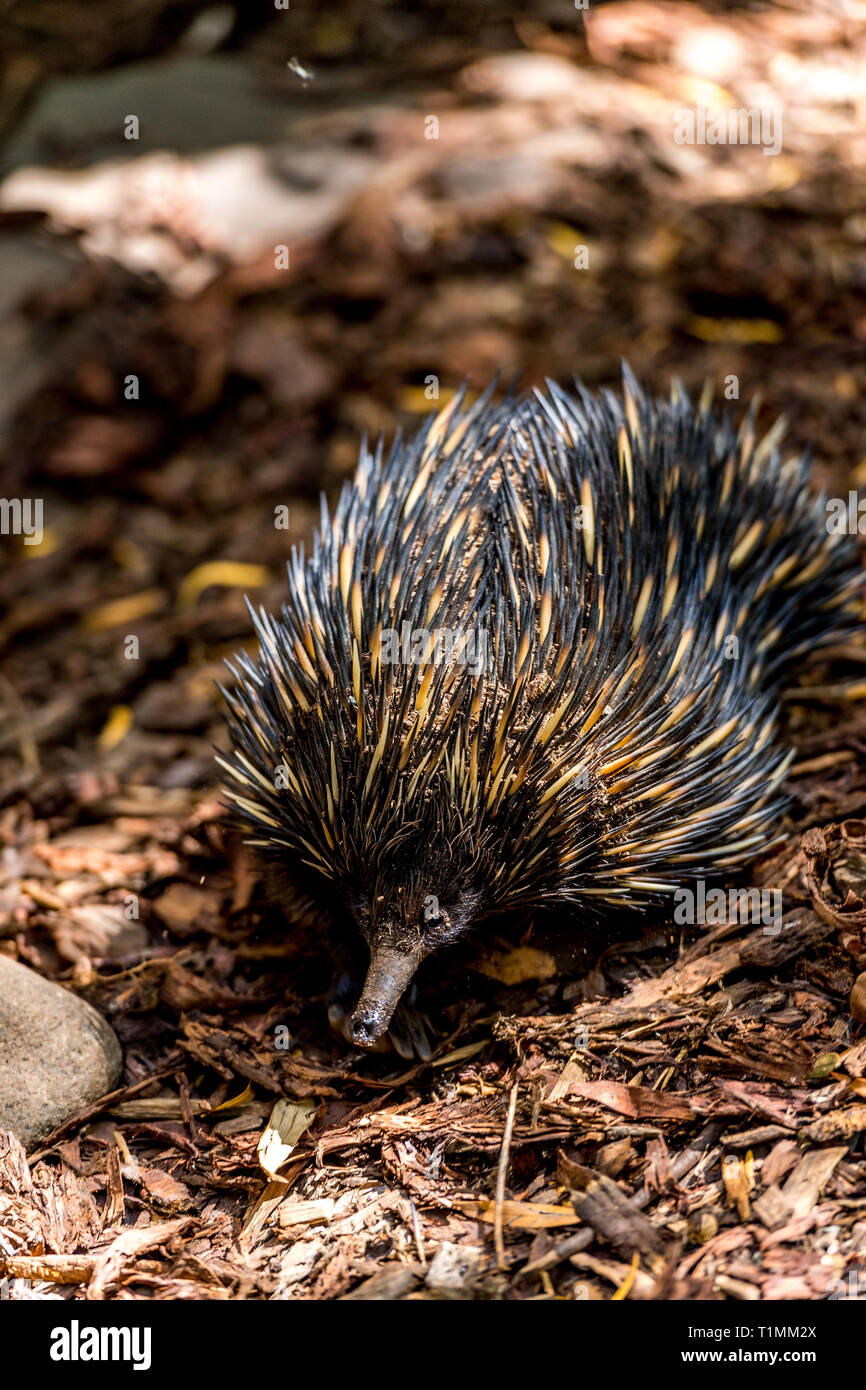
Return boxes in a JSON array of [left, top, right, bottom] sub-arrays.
[[518, 1228, 594, 1277], [782, 680, 866, 703], [409, 1199, 427, 1269], [494, 1081, 519, 1271]]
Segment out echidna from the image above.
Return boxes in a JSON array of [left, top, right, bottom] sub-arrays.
[[219, 369, 862, 1056]]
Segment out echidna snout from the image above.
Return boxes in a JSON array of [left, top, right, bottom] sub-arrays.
[[348, 885, 482, 1045], [348, 943, 420, 1045]]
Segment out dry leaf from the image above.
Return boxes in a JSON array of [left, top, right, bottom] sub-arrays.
[[454, 1199, 580, 1229], [474, 945, 558, 985], [257, 1098, 317, 1183]]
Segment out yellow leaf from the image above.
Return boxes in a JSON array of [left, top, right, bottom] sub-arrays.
[[82, 588, 167, 630], [685, 316, 783, 345], [212, 1084, 256, 1111], [544, 219, 590, 261], [177, 561, 271, 609], [97, 705, 133, 750], [454, 1199, 579, 1229], [23, 525, 60, 558], [612, 1251, 640, 1301], [399, 386, 469, 414]]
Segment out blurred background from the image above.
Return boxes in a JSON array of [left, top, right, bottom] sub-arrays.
[[1, 0, 865, 808]]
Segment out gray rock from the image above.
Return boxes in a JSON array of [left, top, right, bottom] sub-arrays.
[[0, 57, 303, 174], [425, 1241, 485, 1294], [0, 956, 122, 1151]]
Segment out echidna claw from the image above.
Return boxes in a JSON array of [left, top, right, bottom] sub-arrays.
[[387, 1000, 433, 1062]]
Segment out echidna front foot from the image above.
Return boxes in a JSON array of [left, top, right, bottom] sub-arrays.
[[381, 990, 433, 1062]]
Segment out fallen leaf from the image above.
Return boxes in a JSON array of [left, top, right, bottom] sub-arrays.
[[97, 704, 133, 749], [565, 1081, 696, 1121], [81, 588, 167, 629], [257, 1098, 317, 1183], [177, 561, 271, 608], [454, 1199, 580, 1229], [474, 944, 558, 985]]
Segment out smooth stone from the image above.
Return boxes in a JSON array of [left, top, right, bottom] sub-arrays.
[[0, 955, 122, 1151]]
